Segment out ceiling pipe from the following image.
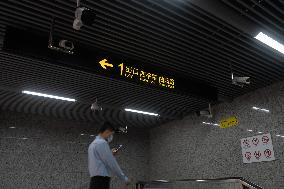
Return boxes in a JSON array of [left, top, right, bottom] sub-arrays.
[[189, 0, 260, 36]]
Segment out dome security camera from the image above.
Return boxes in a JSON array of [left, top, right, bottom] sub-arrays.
[[91, 99, 102, 112], [59, 40, 74, 50]]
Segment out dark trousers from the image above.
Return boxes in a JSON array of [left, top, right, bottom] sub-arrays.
[[89, 176, 111, 189]]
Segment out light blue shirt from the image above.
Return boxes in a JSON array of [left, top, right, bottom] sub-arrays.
[[88, 135, 128, 181]]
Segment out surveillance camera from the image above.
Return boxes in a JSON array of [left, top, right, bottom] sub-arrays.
[[196, 110, 213, 118], [232, 74, 250, 87], [196, 103, 213, 118], [233, 77, 250, 84], [91, 100, 102, 112], [116, 126, 128, 134], [73, 17, 83, 31], [48, 18, 74, 54], [59, 40, 74, 50], [73, 6, 96, 30]]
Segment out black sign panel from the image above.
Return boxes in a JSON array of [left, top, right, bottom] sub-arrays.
[[3, 27, 218, 101]]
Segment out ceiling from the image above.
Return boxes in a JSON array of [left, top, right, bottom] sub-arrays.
[[0, 0, 283, 128]]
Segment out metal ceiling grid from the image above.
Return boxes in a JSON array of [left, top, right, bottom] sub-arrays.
[[0, 0, 283, 127]]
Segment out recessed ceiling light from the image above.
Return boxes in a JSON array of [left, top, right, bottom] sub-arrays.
[[80, 133, 85, 136], [21, 137, 28, 140], [90, 135, 95, 137], [258, 132, 263, 134], [124, 108, 159, 116], [9, 127, 16, 129], [276, 135, 281, 137], [255, 32, 284, 55], [247, 129, 253, 132], [281, 136, 284, 138], [196, 180, 206, 182], [22, 91, 76, 102]]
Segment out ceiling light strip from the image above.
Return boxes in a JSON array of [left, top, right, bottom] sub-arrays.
[[252, 106, 269, 113], [124, 108, 159, 116], [202, 122, 220, 126], [255, 32, 284, 55], [22, 91, 76, 102]]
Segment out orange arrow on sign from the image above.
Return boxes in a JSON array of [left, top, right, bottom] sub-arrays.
[[99, 59, 113, 70]]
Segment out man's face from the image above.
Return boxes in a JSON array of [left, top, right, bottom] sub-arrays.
[[102, 129, 114, 139]]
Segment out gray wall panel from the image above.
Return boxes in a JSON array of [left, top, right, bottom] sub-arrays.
[[149, 80, 284, 189], [0, 111, 149, 189]]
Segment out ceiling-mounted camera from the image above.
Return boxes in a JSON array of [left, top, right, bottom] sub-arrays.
[[73, 0, 96, 30], [91, 98, 102, 112], [59, 40, 74, 51], [196, 103, 213, 118], [230, 63, 250, 88], [232, 73, 250, 87], [48, 18, 74, 54], [115, 126, 128, 134]]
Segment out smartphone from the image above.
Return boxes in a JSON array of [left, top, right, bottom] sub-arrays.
[[115, 144, 123, 152]]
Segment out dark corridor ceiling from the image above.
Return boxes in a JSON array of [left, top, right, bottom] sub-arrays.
[[0, 0, 283, 128]]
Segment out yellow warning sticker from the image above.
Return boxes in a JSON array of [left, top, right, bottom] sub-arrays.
[[220, 116, 239, 129]]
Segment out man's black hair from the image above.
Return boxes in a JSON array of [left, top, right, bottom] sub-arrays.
[[98, 122, 115, 133]]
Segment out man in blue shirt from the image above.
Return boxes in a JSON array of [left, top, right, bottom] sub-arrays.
[[88, 122, 130, 189]]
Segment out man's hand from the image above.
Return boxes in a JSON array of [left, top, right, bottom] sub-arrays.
[[111, 148, 118, 156]]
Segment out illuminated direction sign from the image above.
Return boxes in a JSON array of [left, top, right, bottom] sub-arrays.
[[94, 56, 217, 101], [99, 59, 175, 90], [99, 59, 114, 70], [3, 26, 218, 101]]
